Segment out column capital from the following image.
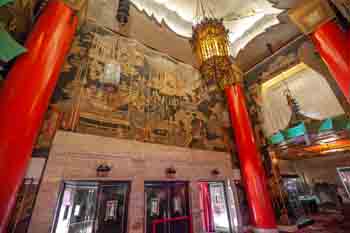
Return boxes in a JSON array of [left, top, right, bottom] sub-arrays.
[[288, 0, 335, 35], [200, 56, 243, 90]]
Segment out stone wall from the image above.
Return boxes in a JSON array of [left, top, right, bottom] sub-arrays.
[[28, 130, 239, 233]]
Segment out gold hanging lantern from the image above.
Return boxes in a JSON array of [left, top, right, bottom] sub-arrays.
[[190, 18, 230, 64], [190, 12, 242, 90]]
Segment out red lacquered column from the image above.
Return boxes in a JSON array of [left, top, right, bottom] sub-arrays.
[[311, 21, 350, 103], [225, 85, 277, 233], [0, 1, 77, 231]]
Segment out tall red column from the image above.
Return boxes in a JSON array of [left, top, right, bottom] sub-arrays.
[[225, 85, 277, 233], [0, 1, 77, 231], [311, 21, 350, 103]]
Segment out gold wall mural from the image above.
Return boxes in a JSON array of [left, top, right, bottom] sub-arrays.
[[54, 22, 233, 153]]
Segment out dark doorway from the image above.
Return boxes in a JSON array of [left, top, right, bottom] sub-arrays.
[[96, 183, 129, 233], [145, 182, 191, 233]]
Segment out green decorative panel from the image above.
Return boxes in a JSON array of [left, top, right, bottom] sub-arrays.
[[285, 122, 306, 139], [319, 118, 333, 132], [270, 131, 285, 145], [0, 0, 14, 7], [0, 26, 26, 62]]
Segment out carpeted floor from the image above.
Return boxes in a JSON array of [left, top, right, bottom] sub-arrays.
[[293, 212, 349, 233], [245, 211, 350, 233]]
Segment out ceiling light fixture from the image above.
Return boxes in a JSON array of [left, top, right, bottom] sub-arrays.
[[190, 0, 241, 90]]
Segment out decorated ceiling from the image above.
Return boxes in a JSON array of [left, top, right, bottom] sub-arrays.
[[130, 0, 282, 56]]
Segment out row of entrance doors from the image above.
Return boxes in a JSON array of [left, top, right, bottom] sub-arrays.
[[52, 181, 233, 233]]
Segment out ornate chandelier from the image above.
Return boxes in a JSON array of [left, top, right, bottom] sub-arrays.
[[190, 0, 242, 90]]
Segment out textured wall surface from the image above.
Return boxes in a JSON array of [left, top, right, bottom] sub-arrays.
[[57, 22, 234, 154], [28, 131, 237, 233]]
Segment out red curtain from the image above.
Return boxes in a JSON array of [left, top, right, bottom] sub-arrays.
[[199, 182, 214, 232]]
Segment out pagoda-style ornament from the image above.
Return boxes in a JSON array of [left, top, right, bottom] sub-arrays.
[[284, 87, 313, 127], [190, 5, 242, 90]]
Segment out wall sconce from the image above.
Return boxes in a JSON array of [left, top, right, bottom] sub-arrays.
[[96, 164, 112, 177], [165, 166, 176, 178], [211, 169, 220, 176]]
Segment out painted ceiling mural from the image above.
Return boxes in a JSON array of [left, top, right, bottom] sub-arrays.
[[41, 21, 234, 153], [129, 0, 282, 56]]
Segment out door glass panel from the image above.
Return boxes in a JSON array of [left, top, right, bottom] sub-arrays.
[[54, 184, 98, 233], [145, 182, 190, 233], [199, 182, 231, 233], [53, 182, 129, 233], [145, 184, 168, 233], [96, 184, 129, 233], [169, 183, 189, 233], [209, 182, 230, 233], [337, 167, 350, 199]]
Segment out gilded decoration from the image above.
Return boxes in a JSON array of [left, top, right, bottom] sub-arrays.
[[190, 18, 242, 90], [200, 56, 242, 90], [54, 22, 233, 153]]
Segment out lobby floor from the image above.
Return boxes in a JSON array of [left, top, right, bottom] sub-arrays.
[[246, 211, 349, 233], [295, 212, 348, 233]]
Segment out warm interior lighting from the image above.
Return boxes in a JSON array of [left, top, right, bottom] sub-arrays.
[[190, 16, 242, 89], [320, 148, 346, 154], [304, 139, 350, 154], [272, 157, 279, 165], [190, 18, 230, 65], [317, 136, 340, 144]]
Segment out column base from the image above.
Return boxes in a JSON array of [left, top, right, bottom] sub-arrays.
[[252, 227, 279, 233]]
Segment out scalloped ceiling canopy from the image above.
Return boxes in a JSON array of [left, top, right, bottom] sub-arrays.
[[130, 0, 283, 56]]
